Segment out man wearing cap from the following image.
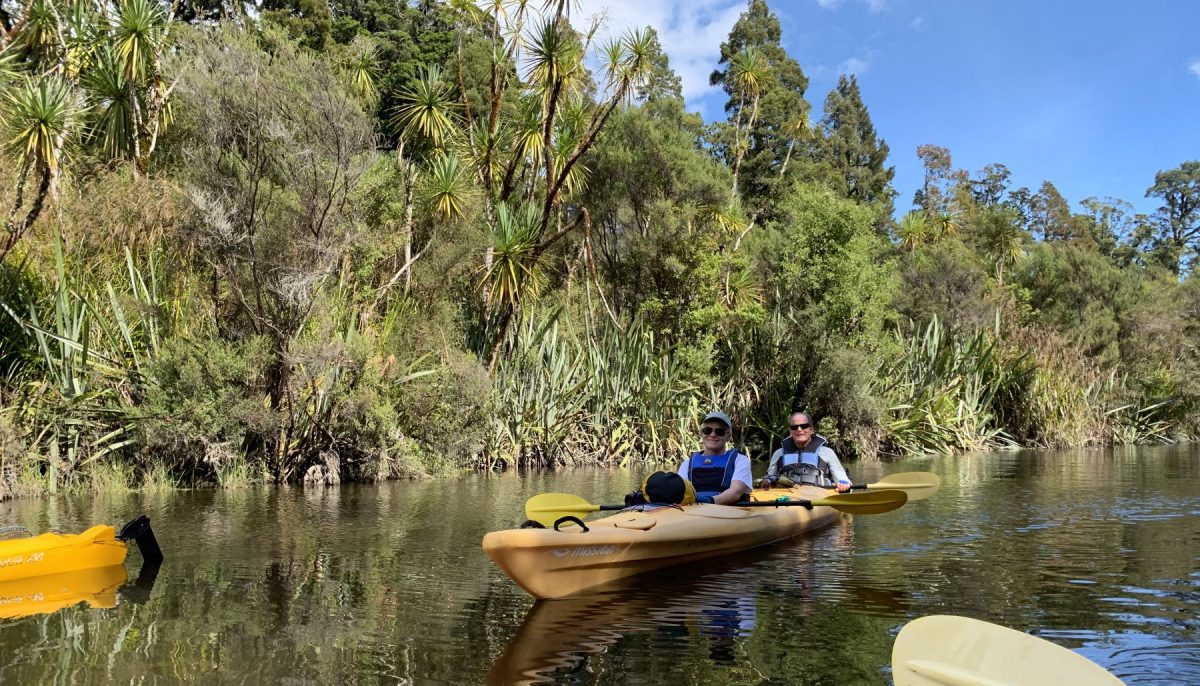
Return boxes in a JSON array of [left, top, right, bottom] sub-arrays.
[[677, 411, 754, 504]]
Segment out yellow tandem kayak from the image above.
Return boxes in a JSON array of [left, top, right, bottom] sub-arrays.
[[0, 516, 162, 585], [482, 485, 852, 599]]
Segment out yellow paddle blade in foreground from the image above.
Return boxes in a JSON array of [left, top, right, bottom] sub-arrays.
[[892, 615, 1125, 686], [863, 472, 940, 501]]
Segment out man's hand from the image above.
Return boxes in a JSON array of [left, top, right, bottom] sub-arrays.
[[758, 478, 774, 490], [835, 481, 852, 493]]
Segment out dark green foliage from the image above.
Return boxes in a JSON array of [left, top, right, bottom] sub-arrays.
[[140, 336, 274, 477], [820, 75, 894, 213], [583, 98, 741, 376], [762, 184, 896, 343], [895, 239, 997, 331], [1143, 160, 1200, 275], [2, 8, 1197, 498], [1012, 243, 1133, 366], [262, 0, 333, 50], [709, 0, 815, 206], [635, 27, 682, 104], [970, 163, 1011, 209], [325, 0, 463, 136]]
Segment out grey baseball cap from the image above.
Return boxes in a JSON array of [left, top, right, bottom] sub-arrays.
[[701, 411, 732, 428]]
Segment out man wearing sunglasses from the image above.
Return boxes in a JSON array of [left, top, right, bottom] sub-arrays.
[[678, 411, 754, 505], [759, 411, 851, 492]]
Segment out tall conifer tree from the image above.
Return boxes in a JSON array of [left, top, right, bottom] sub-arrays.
[[820, 74, 894, 213], [710, 0, 813, 206]]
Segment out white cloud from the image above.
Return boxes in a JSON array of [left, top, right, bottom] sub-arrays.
[[814, 0, 887, 13], [1190, 59, 1200, 81], [576, 1, 745, 103], [909, 15, 927, 31], [838, 57, 869, 75]]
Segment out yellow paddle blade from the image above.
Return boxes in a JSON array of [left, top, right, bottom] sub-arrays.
[[869, 472, 940, 501], [524, 493, 600, 526], [892, 615, 1125, 686], [809, 489, 907, 514]]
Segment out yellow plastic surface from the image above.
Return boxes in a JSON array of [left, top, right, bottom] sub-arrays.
[[0, 525, 128, 584], [892, 615, 1125, 686], [483, 485, 845, 599], [0, 564, 127, 619]]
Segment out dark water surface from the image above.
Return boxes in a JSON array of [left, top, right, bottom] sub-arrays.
[[1, 446, 1197, 684]]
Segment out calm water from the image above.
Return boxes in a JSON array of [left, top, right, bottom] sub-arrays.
[[1, 446, 1197, 684]]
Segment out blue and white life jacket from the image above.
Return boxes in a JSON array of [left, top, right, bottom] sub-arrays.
[[777, 435, 844, 487], [687, 448, 740, 499]]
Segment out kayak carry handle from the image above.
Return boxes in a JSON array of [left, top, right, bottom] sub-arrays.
[[117, 515, 164, 564], [553, 516, 590, 532]]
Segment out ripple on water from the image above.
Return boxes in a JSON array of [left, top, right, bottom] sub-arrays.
[[1066, 633, 1200, 686]]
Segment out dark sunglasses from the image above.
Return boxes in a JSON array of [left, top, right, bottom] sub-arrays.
[[701, 426, 728, 437], [789, 422, 813, 430]]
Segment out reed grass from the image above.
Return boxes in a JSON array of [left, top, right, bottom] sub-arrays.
[[141, 461, 181, 493], [878, 317, 1024, 456], [488, 310, 699, 470], [0, 240, 167, 492]]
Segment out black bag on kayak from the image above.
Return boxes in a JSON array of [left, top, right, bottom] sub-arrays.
[[643, 471, 697, 504]]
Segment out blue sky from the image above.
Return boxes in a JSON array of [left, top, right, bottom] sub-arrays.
[[578, 0, 1200, 216]]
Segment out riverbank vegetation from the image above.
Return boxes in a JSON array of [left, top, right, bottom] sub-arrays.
[[1, 0, 1197, 498]]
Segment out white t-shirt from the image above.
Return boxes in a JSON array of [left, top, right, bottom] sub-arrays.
[[678, 452, 754, 492]]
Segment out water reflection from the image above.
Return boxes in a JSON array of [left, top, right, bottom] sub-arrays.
[[0, 558, 160, 620], [0, 449, 1194, 684], [488, 574, 760, 685], [487, 522, 914, 685]]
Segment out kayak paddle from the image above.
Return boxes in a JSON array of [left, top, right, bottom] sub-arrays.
[[525, 489, 908, 527], [892, 615, 1125, 686], [845, 471, 940, 501]]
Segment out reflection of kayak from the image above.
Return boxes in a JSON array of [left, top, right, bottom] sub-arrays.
[[486, 546, 906, 685], [0, 564, 127, 619], [488, 581, 758, 685], [0, 516, 162, 583], [483, 485, 845, 599]]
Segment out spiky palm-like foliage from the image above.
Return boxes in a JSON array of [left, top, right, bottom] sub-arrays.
[[391, 65, 458, 147], [933, 210, 960, 239], [16, 0, 61, 62], [727, 46, 770, 195], [525, 17, 584, 99], [344, 45, 379, 107], [897, 211, 929, 252], [111, 0, 165, 82], [81, 47, 134, 159], [483, 203, 542, 309], [420, 153, 473, 222], [2, 75, 77, 174]]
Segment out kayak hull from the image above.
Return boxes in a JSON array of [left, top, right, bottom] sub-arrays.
[[483, 485, 845, 599], [0, 525, 128, 584]]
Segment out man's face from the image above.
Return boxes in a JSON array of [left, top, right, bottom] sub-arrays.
[[700, 422, 729, 452], [789, 414, 814, 446]]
